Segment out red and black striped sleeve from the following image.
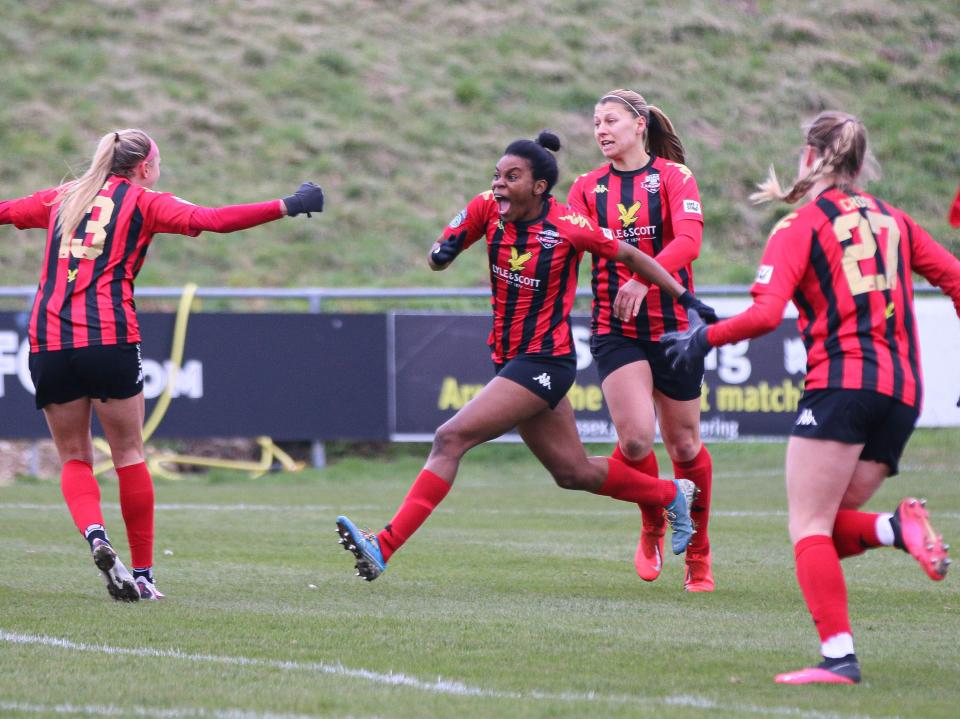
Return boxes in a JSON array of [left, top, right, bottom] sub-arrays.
[[1, 188, 59, 230], [904, 211, 960, 317]]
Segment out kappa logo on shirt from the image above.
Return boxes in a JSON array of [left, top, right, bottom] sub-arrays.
[[617, 201, 642, 227], [795, 409, 817, 426], [559, 213, 593, 230], [755, 265, 774, 284], [667, 162, 694, 184], [533, 372, 552, 390]]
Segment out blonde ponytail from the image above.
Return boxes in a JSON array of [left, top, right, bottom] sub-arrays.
[[750, 112, 875, 205], [53, 129, 154, 243]]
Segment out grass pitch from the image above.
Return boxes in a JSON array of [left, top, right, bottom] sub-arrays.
[[1, 431, 958, 718]]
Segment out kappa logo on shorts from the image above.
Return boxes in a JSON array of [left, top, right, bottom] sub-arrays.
[[795, 409, 817, 426], [533, 372, 552, 390]]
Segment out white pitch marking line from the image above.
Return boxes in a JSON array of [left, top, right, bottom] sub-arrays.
[[0, 700, 352, 719], [1, 631, 892, 719]]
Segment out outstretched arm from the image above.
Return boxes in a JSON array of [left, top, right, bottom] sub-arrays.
[[0, 188, 60, 230], [191, 180, 324, 232], [189, 200, 285, 233]]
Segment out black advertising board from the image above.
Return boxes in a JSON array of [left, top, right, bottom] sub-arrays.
[[0, 312, 388, 440], [390, 313, 806, 441], [0, 309, 807, 442]]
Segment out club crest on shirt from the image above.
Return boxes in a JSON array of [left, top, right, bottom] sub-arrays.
[[640, 175, 660, 194], [756, 264, 774, 284], [448, 208, 467, 229], [536, 228, 563, 249]]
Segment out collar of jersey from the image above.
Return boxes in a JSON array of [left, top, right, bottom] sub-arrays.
[[511, 194, 553, 229], [608, 154, 657, 178]]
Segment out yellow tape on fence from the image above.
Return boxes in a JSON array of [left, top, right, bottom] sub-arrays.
[[93, 285, 305, 480]]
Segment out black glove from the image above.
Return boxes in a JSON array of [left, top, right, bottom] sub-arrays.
[[678, 290, 718, 325], [283, 182, 324, 217], [660, 324, 711, 373], [431, 238, 460, 266]]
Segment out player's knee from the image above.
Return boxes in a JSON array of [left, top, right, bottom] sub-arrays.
[[664, 433, 699, 463], [551, 472, 580, 490], [550, 466, 592, 491], [431, 423, 471, 460], [619, 436, 654, 462]]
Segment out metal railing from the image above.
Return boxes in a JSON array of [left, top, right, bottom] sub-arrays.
[[0, 283, 942, 312]]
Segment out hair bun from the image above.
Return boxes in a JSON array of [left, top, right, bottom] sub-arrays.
[[536, 130, 561, 152]]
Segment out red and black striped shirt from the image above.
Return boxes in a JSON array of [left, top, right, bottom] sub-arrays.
[[567, 155, 704, 340], [0, 176, 283, 352], [708, 187, 960, 409], [439, 192, 619, 363]]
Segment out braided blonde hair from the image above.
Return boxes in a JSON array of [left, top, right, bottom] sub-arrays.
[[53, 129, 154, 243], [598, 89, 685, 164], [751, 111, 878, 205]]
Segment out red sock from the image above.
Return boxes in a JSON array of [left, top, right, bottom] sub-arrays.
[[596, 458, 676, 507], [673, 445, 712, 554], [794, 535, 851, 642], [60, 460, 103, 536], [377, 469, 452, 562], [611, 445, 666, 533], [832, 509, 882, 558], [117, 462, 154, 569]]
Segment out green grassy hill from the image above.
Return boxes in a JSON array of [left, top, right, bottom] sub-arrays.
[[1, 0, 957, 293]]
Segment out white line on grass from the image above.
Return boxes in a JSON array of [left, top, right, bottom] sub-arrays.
[[0, 700, 367, 719], [0, 630, 894, 719]]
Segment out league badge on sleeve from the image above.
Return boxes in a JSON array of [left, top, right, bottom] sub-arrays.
[[448, 208, 467, 229]]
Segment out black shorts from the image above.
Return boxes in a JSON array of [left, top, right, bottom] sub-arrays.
[[494, 354, 577, 409], [590, 332, 703, 401], [791, 388, 918, 476], [29, 343, 144, 409]]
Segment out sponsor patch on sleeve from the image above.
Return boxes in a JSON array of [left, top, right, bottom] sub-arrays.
[[682, 199, 702, 215], [448, 208, 467, 229], [755, 264, 774, 284]]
